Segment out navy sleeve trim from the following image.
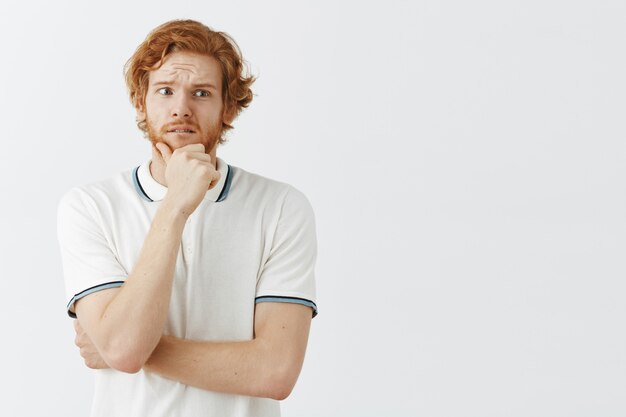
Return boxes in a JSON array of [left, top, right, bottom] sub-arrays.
[[66, 281, 125, 319], [255, 295, 318, 318]]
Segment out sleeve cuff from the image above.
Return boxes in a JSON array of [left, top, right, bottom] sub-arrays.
[[66, 281, 125, 318], [255, 295, 318, 318]]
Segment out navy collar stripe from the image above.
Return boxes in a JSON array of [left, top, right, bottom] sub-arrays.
[[132, 166, 153, 202], [132, 163, 233, 203], [216, 165, 233, 202]]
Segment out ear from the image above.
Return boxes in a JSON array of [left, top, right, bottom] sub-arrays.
[[135, 101, 146, 122], [222, 104, 236, 126]]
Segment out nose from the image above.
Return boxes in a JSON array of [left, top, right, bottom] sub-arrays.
[[171, 94, 192, 118]]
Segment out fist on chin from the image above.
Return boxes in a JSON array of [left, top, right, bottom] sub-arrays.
[[151, 141, 220, 214]]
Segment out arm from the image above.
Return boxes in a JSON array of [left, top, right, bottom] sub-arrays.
[[143, 302, 312, 400], [74, 143, 219, 373], [73, 202, 185, 373], [139, 187, 318, 397]]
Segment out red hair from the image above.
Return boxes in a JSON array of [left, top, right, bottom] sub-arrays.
[[124, 19, 255, 143]]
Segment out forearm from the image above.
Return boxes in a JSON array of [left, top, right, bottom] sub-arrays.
[[144, 336, 291, 400], [142, 304, 311, 400], [87, 198, 188, 368]]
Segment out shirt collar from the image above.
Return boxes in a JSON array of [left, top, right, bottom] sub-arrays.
[[132, 157, 233, 203]]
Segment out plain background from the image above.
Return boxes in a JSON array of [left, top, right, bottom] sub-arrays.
[[1, 0, 625, 416]]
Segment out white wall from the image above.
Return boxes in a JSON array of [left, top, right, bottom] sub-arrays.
[[1, 0, 625, 416]]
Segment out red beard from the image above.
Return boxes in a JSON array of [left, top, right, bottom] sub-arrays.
[[146, 117, 222, 155]]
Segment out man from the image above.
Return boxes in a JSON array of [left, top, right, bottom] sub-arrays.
[[57, 19, 317, 417]]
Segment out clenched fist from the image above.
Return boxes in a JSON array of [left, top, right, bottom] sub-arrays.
[[74, 319, 109, 370], [155, 142, 221, 215]]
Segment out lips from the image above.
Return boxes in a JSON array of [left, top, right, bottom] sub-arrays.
[[166, 125, 197, 133]]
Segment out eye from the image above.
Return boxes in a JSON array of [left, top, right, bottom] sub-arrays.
[[193, 90, 210, 97], [157, 87, 173, 95]]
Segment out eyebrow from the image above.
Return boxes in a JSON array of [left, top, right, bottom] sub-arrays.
[[151, 80, 219, 90]]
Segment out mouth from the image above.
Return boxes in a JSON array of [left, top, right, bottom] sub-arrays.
[[167, 129, 196, 134], [166, 125, 197, 134]]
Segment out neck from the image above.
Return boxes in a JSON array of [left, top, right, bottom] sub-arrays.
[[149, 144, 218, 186]]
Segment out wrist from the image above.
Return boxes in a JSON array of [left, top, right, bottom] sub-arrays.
[[159, 196, 192, 222]]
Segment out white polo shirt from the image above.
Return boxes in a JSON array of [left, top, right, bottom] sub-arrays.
[[57, 157, 317, 417]]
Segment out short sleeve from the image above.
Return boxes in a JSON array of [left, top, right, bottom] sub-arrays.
[[57, 188, 127, 318], [255, 187, 318, 317]]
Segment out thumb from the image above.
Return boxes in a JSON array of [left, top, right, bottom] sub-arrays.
[[155, 142, 172, 163]]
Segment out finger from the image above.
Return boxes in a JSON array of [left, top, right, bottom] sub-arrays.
[[155, 142, 173, 163], [208, 171, 221, 190], [177, 143, 205, 154], [190, 153, 215, 166]]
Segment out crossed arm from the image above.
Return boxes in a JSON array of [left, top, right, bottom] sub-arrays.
[[75, 295, 312, 400], [71, 207, 312, 400], [69, 146, 313, 400], [71, 185, 312, 400]]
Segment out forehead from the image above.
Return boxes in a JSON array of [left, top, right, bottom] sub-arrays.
[[149, 51, 222, 87]]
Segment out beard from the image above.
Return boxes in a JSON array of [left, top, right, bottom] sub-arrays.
[[145, 116, 223, 155]]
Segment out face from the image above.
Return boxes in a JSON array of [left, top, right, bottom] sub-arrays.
[[137, 51, 227, 154]]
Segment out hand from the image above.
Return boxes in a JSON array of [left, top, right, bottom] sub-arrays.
[[74, 319, 109, 370], [155, 142, 221, 215]]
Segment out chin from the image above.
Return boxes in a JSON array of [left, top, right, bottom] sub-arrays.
[[157, 134, 197, 148], [148, 129, 219, 154]]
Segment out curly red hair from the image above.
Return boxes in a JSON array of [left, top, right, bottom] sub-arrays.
[[124, 19, 255, 143]]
